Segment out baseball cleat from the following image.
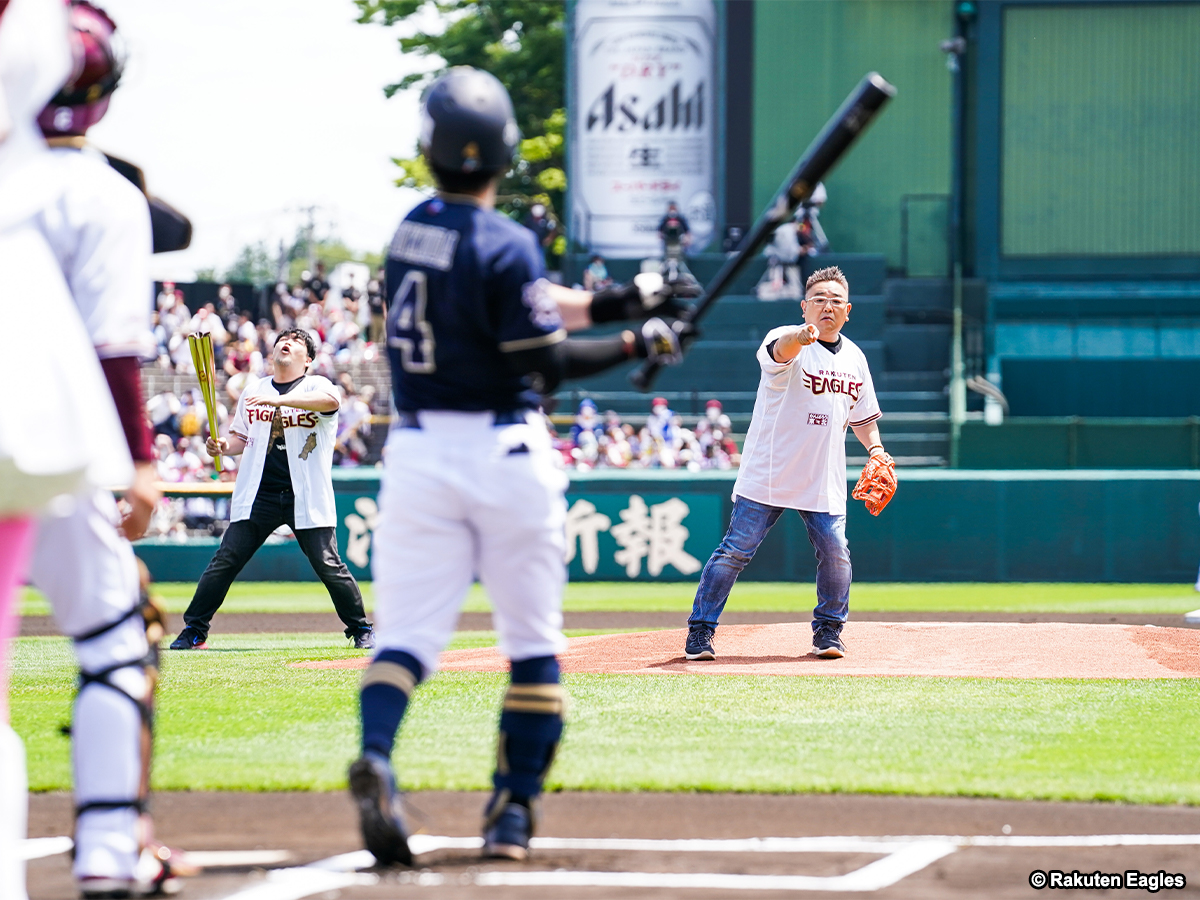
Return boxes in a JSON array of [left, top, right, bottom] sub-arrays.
[[168, 627, 207, 650], [684, 625, 716, 660], [812, 625, 846, 659], [349, 752, 413, 867], [482, 798, 533, 861]]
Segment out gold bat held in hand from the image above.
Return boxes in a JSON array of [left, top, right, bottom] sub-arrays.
[[187, 332, 223, 472]]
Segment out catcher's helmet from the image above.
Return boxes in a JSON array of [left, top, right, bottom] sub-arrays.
[[419, 67, 519, 176], [38, 0, 123, 138]]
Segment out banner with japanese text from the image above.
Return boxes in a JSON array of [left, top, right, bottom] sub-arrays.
[[334, 490, 723, 582], [564, 492, 723, 581]]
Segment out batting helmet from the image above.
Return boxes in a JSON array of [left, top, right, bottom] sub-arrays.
[[419, 67, 519, 176], [38, 0, 123, 138]]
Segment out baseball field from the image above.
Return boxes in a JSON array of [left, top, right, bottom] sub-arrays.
[[16, 581, 1200, 899]]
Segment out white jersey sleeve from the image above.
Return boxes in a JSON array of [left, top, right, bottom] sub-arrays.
[[37, 148, 154, 359], [848, 354, 882, 427], [757, 325, 799, 377], [228, 382, 252, 441], [301, 374, 341, 409]]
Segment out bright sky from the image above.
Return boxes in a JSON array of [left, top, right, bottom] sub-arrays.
[[87, 0, 437, 281]]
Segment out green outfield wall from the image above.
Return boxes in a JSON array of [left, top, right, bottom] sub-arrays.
[[752, 0, 953, 271], [135, 469, 1200, 584]]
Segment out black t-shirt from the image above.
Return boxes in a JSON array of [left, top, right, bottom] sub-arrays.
[[306, 276, 328, 303], [257, 376, 305, 494], [367, 282, 385, 314], [658, 213, 690, 242]]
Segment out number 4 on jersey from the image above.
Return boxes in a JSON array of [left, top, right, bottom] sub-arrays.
[[388, 270, 436, 373]]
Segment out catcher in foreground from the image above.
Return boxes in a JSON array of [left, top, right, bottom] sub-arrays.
[[684, 265, 894, 661]]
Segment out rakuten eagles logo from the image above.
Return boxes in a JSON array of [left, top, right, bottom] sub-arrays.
[[801, 368, 863, 401], [247, 408, 320, 428]]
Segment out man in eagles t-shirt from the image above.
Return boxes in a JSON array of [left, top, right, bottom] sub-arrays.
[[170, 328, 374, 649]]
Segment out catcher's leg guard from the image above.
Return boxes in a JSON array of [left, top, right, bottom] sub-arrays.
[[69, 589, 177, 894], [359, 650, 423, 757], [0, 724, 28, 900]]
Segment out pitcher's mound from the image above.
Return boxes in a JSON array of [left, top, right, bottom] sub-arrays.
[[436, 622, 1200, 679], [293, 622, 1200, 679]]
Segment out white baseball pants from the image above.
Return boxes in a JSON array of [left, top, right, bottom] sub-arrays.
[[372, 411, 569, 676]]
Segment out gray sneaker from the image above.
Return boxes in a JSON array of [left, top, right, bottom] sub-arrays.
[[813, 625, 846, 659], [352, 628, 376, 650], [684, 625, 716, 660]]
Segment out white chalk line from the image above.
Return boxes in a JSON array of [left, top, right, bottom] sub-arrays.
[[28, 833, 1200, 897], [21, 836, 74, 860]]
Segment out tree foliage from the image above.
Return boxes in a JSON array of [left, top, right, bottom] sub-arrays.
[[354, 1, 564, 135], [223, 233, 385, 288], [356, 0, 567, 258], [223, 242, 277, 285]]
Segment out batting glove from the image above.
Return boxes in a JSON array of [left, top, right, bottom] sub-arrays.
[[590, 273, 700, 323], [635, 317, 697, 366]]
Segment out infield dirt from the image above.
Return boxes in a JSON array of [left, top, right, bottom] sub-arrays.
[[292, 620, 1200, 679], [26, 790, 1200, 900]]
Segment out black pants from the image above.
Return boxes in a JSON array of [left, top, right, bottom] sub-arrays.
[[183, 489, 370, 638]]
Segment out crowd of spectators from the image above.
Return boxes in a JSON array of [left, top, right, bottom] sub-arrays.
[[553, 397, 740, 472], [143, 263, 387, 537], [151, 260, 387, 380], [140, 261, 740, 533]]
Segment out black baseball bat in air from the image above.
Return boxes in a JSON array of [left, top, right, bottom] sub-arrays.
[[629, 72, 897, 391]]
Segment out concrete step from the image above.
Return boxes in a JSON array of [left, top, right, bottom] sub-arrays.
[[878, 371, 947, 393], [846, 431, 948, 460], [841, 296, 885, 341], [883, 323, 951, 372], [883, 277, 986, 321], [876, 390, 948, 413], [848, 454, 947, 468]]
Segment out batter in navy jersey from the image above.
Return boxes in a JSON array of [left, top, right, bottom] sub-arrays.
[[349, 66, 696, 866]]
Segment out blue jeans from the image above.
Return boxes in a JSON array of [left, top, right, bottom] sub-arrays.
[[688, 495, 852, 634]]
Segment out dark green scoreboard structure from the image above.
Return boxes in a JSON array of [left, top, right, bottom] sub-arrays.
[[136, 470, 1200, 584], [582, 0, 1200, 279]]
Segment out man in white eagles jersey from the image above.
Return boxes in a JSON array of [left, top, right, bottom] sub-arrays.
[[684, 266, 888, 661], [170, 328, 374, 650]]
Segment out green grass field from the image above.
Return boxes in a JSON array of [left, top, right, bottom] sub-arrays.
[[12, 582, 1200, 804], [18, 581, 1200, 616]]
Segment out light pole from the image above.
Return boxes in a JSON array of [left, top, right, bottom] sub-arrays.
[[941, 0, 976, 467]]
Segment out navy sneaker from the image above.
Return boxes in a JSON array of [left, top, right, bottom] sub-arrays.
[[169, 626, 207, 650], [813, 625, 846, 659], [482, 795, 533, 861], [348, 752, 412, 867], [352, 628, 376, 650], [684, 625, 715, 660]]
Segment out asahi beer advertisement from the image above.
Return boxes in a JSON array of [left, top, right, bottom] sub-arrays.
[[571, 0, 716, 257]]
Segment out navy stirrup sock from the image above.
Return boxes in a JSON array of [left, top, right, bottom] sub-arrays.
[[359, 649, 424, 758]]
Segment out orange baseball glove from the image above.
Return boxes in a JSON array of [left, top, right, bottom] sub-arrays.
[[852, 451, 896, 516]]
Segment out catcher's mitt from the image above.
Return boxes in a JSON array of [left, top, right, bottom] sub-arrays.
[[852, 451, 896, 516]]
